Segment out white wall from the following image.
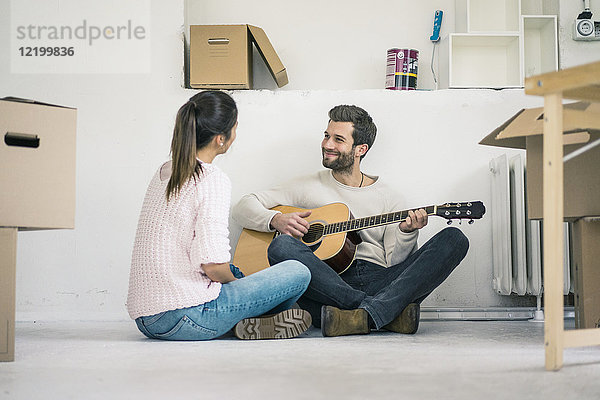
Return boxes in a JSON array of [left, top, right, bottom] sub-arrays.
[[558, 0, 600, 68], [3, 0, 593, 322]]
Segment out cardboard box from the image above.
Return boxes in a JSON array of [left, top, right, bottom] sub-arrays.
[[190, 24, 288, 89], [572, 218, 600, 329], [480, 102, 600, 219], [0, 98, 77, 230]]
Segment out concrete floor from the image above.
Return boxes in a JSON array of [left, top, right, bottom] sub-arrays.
[[1, 320, 600, 399]]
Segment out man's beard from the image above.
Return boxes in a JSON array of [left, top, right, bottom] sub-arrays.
[[322, 147, 355, 174]]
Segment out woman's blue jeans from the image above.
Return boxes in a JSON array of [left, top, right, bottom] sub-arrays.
[[135, 260, 310, 340]]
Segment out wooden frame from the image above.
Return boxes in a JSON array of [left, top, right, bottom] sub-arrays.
[[524, 60, 600, 371], [0, 228, 17, 362]]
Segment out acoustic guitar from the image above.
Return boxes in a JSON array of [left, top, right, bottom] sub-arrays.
[[233, 201, 485, 276]]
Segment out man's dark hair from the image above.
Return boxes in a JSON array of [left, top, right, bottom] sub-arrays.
[[328, 105, 377, 160]]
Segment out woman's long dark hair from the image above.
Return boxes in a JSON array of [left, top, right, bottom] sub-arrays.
[[166, 91, 237, 201]]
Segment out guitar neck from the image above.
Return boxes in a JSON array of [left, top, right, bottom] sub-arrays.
[[323, 205, 437, 235]]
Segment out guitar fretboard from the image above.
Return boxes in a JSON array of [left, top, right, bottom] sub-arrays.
[[323, 205, 437, 235]]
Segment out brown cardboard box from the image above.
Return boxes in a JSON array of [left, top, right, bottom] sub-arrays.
[[0, 98, 77, 229], [572, 218, 600, 329], [190, 24, 288, 89], [480, 102, 600, 219]]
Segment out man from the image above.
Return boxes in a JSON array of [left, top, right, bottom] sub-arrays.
[[232, 105, 469, 337]]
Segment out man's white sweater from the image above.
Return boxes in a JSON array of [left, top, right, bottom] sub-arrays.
[[232, 170, 418, 268]]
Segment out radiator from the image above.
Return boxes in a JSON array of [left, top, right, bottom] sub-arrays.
[[489, 154, 573, 297]]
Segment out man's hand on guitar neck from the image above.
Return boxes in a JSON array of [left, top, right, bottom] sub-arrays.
[[270, 211, 312, 239], [399, 209, 428, 233]]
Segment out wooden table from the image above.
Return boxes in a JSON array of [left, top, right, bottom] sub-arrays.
[[524, 61, 600, 371]]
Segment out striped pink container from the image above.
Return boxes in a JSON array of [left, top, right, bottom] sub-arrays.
[[385, 48, 419, 90]]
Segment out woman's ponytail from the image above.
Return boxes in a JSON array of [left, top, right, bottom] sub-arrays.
[[166, 102, 201, 201], [166, 91, 237, 201]]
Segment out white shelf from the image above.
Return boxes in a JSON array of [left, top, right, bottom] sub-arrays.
[[522, 15, 558, 78], [444, 1, 557, 89], [468, 0, 521, 33], [449, 34, 521, 88]]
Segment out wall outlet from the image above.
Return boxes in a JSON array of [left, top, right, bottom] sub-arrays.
[[573, 18, 600, 40]]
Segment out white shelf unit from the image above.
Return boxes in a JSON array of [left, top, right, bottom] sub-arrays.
[[449, 34, 521, 88], [442, 0, 557, 89], [521, 15, 558, 79]]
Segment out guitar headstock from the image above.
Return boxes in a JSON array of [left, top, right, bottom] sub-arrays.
[[436, 201, 486, 222]]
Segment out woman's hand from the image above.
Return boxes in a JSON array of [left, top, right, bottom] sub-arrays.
[[201, 263, 237, 283]]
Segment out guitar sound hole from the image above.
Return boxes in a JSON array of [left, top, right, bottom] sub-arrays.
[[302, 223, 325, 245]]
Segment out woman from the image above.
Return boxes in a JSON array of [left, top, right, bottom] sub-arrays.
[[126, 91, 311, 340]]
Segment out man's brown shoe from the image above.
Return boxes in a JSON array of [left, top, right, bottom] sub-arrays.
[[321, 305, 370, 337], [383, 303, 420, 334]]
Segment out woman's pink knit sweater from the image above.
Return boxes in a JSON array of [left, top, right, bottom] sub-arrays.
[[127, 161, 231, 319]]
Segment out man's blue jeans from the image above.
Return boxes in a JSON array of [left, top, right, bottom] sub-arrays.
[[135, 260, 310, 340], [267, 227, 469, 329]]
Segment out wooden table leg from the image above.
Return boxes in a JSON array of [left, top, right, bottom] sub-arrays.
[[543, 93, 565, 371], [0, 228, 17, 362]]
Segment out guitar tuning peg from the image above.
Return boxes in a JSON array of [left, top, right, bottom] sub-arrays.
[[447, 220, 452, 225], [468, 220, 474, 225]]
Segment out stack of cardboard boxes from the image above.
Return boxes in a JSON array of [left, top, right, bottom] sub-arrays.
[[0, 98, 77, 361]]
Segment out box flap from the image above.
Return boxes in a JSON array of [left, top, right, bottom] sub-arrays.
[[479, 109, 528, 149], [1, 97, 75, 110], [480, 102, 600, 149], [247, 25, 288, 88]]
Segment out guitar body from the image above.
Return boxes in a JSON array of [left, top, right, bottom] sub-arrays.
[[233, 203, 362, 276]]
